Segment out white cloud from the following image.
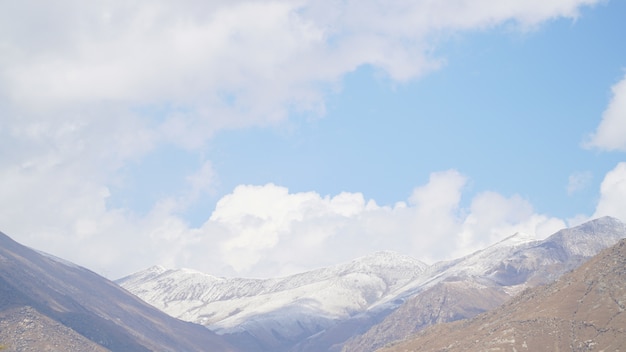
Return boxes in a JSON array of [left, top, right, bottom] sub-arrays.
[[1, 164, 567, 278], [186, 171, 564, 277], [593, 162, 626, 222], [185, 160, 217, 201], [567, 171, 593, 195], [456, 192, 565, 257], [2, 1, 602, 120], [585, 73, 626, 151], [1, 0, 602, 161]]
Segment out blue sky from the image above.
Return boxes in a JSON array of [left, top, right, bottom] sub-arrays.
[[1, 0, 625, 278]]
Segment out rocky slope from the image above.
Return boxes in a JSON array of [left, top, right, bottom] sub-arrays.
[[0, 230, 237, 352], [0, 306, 109, 352], [342, 216, 626, 352], [378, 237, 626, 352]]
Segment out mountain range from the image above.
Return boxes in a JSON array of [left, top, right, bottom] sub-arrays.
[[118, 216, 626, 352], [117, 250, 429, 351], [1, 216, 623, 351]]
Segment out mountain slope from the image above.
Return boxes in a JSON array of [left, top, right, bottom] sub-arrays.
[[378, 237, 626, 352], [0, 230, 237, 352], [342, 216, 626, 352]]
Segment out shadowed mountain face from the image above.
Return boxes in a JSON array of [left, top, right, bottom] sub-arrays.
[[378, 238, 626, 352], [0, 231, 237, 352]]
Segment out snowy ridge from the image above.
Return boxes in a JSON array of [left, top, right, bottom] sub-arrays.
[[387, 218, 626, 303], [370, 231, 538, 306], [118, 251, 428, 334]]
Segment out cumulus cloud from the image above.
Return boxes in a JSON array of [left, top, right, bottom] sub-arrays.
[[0, 163, 567, 278], [585, 74, 626, 151], [187, 171, 564, 277], [593, 162, 626, 222]]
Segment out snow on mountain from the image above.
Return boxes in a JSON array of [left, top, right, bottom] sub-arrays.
[[388, 217, 626, 302], [117, 250, 428, 345], [369, 231, 538, 307]]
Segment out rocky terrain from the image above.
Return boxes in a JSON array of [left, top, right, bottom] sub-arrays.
[[0, 306, 109, 352], [378, 238, 626, 351]]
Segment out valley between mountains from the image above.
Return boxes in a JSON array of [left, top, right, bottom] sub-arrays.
[[117, 216, 626, 352]]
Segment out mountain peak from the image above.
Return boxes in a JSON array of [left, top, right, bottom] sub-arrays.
[[544, 216, 626, 257], [576, 215, 625, 232], [147, 265, 167, 273]]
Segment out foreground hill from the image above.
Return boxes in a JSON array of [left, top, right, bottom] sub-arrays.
[[0, 231, 236, 352], [119, 217, 626, 352], [378, 237, 626, 351]]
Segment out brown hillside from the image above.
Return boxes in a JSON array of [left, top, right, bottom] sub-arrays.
[[378, 238, 626, 352]]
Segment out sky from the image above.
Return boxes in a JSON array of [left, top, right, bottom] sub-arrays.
[[1, 0, 625, 279]]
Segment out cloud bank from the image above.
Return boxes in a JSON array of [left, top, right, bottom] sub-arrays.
[[200, 171, 566, 277], [4, 168, 571, 278]]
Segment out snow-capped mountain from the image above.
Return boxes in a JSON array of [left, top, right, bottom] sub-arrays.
[[117, 217, 626, 352], [117, 251, 428, 351]]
